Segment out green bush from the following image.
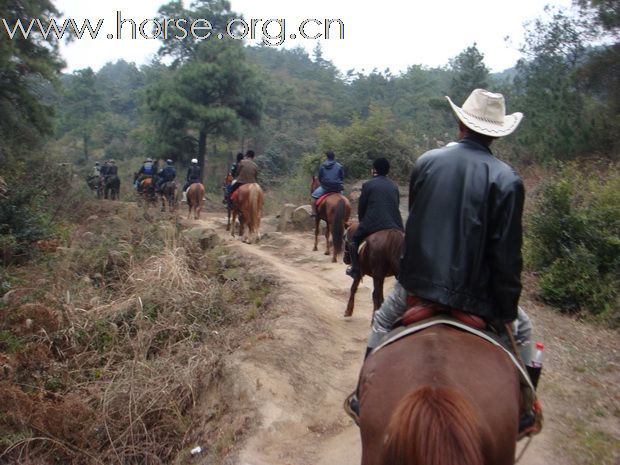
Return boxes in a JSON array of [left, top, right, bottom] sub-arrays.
[[313, 105, 416, 182], [526, 163, 619, 322]]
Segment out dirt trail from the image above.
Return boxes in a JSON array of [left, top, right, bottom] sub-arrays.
[[190, 210, 609, 465]]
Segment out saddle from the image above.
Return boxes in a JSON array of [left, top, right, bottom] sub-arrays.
[[231, 189, 240, 202], [401, 295, 486, 329], [316, 192, 337, 207]]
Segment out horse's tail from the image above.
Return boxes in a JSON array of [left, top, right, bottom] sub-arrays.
[[332, 198, 345, 255], [381, 386, 483, 465], [248, 184, 259, 231]]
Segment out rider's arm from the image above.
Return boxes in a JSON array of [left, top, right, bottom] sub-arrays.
[[489, 177, 524, 324], [408, 162, 421, 212], [367, 281, 409, 349], [358, 183, 368, 222]]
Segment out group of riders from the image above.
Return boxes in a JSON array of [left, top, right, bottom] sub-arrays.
[[87, 149, 259, 205], [312, 89, 541, 437], [132, 157, 178, 198], [86, 159, 119, 198], [85, 88, 540, 438]]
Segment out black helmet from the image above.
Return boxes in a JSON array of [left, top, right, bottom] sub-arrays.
[[166, 159, 173, 165]]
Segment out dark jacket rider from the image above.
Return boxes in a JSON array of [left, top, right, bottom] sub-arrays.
[[346, 158, 403, 279], [183, 158, 201, 192], [156, 159, 176, 191]]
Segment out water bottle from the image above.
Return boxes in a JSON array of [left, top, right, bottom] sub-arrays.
[[527, 342, 544, 388]]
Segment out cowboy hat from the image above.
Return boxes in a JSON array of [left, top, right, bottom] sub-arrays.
[[445, 89, 523, 137]]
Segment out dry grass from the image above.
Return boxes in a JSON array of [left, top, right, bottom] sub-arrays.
[[0, 202, 278, 465]]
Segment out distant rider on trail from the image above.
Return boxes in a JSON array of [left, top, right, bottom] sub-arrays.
[[311, 151, 344, 217], [156, 159, 176, 193], [182, 158, 202, 202], [134, 157, 156, 191]]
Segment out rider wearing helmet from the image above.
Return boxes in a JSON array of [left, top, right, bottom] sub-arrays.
[[183, 158, 202, 192], [156, 159, 176, 193], [134, 157, 156, 190]]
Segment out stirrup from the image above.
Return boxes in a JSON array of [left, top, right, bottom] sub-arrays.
[[518, 399, 543, 440], [344, 392, 360, 426]]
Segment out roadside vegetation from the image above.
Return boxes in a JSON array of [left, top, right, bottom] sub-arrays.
[[0, 202, 277, 464]]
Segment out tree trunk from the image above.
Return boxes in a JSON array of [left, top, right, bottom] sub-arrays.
[[198, 129, 207, 182]]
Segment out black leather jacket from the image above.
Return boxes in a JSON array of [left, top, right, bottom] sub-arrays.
[[398, 138, 524, 324], [353, 175, 403, 241]]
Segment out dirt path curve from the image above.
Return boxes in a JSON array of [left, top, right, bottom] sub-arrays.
[[193, 211, 558, 465]]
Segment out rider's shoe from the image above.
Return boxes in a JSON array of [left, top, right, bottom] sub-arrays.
[[346, 266, 361, 279], [344, 392, 360, 426]]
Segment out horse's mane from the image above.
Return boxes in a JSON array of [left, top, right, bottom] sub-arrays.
[[381, 386, 483, 465]]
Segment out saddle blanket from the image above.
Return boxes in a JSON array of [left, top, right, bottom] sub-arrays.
[[373, 316, 536, 393], [316, 192, 337, 207]]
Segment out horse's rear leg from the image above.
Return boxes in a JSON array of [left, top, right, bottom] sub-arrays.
[[324, 224, 331, 256], [345, 277, 361, 317], [231, 210, 237, 237], [372, 276, 385, 313], [239, 219, 246, 241], [313, 217, 319, 251]]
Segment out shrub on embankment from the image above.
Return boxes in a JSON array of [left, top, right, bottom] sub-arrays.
[[525, 161, 619, 325]]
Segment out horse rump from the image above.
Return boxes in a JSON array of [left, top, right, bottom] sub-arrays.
[[186, 182, 205, 219]]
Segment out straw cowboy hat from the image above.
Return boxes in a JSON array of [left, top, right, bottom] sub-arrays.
[[446, 89, 523, 137]]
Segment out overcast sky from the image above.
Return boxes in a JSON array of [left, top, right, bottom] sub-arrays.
[[53, 0, 575, 75]]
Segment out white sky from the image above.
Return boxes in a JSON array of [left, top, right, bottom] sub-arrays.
[[52, 0, 575, 75]]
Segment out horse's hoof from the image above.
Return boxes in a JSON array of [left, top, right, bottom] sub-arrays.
[[324, 251, 330, 255]]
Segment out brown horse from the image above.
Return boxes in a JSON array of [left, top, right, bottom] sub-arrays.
[[311, 176, 351, 263], [138, 177, 156, 205], [186, 182, 205, 220], [358, 324, 521, 465], [230, 183, 263, 243], [159, 180, 177, 212], [102, 175, 120, 200], [343, 222, 404, 317]]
